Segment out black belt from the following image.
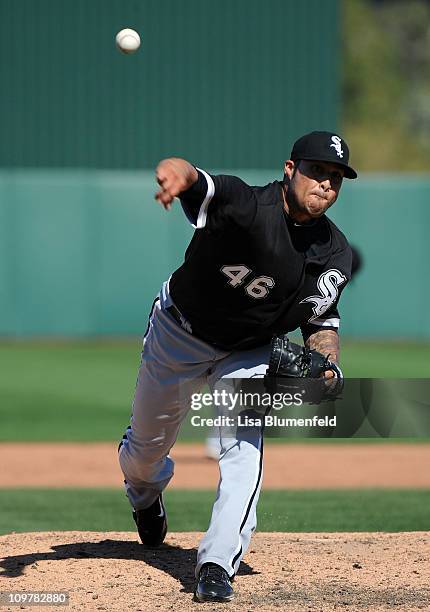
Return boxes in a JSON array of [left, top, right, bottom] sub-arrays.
[[166, 304, 193, 334]]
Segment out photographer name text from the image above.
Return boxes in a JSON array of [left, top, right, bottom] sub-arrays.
[[191, 414, 336, 428]]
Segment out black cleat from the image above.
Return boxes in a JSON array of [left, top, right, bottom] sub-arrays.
[[194, 562, 234, 603], [133, 494, 167, 547]]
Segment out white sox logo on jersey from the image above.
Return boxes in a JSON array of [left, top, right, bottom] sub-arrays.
[[300, 269, 347, 322], [330, 135, 344, 158]]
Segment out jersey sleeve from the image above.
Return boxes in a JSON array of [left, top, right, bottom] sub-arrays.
[[300, 304, 341, 342], [300, 232, 353, 342], [179, 168, 256, 229]]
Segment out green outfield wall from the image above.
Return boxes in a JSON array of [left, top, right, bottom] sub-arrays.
[[0, 0, 338, 169], [0, 170, 429, 339]]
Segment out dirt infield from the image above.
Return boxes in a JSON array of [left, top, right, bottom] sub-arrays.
[[1, 442, 430, 488], [0, 531, 429, 611]]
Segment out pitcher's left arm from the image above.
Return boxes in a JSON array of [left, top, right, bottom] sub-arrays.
[[305, 328, 340, 378]]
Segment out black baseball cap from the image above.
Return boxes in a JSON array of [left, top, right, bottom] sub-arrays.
[[290, 131, 357, 179]]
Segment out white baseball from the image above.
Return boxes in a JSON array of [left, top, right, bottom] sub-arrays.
[[115, 28, 141, 54]]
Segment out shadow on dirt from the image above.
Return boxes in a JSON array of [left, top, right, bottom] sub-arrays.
[[0, 538, 259, 593]]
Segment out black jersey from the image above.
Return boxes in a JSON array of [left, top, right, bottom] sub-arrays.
[[169, 169, 352, 350]]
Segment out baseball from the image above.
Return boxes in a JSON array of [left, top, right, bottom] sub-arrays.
[[115, 28, 141, 54]]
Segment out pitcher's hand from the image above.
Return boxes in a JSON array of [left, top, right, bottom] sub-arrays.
[[155, 158, 198, 210]]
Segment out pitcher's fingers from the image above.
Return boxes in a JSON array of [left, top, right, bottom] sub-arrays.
[[156, 169, 172, 187], [155, 190, 174, 206], [159, 177, 183, 198], [155, 196, 172, 211]]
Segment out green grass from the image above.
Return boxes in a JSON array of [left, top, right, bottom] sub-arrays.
[[1, 340, 430, 441], [0, 489, 428, 535], [0, 341, 139, 441], [342, 340, 430, 377]]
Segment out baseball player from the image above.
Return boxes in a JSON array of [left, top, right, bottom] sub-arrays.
[[118, 131, 357, 603]]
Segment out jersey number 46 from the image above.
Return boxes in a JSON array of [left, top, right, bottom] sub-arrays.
[[221, 265, 275, 300]]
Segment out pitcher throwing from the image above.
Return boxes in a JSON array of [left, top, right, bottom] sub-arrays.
[[118, 131, 357, 602]]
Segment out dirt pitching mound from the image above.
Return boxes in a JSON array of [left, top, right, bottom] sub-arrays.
[[1, 532, 429, 611]]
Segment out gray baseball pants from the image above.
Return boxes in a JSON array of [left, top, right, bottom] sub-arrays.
[[118, 282, 270, 578]]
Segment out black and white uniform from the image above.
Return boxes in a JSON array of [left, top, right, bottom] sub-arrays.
[[119, 169, 352, 577]]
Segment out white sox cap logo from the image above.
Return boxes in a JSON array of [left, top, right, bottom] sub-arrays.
[[300, 269, 347, 322], [330, 136, 344, 159]]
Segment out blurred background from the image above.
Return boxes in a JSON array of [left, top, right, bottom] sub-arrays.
[[0, 0, 429, 539], [1, 0, 430, 439], [0, 0, 430, 340]]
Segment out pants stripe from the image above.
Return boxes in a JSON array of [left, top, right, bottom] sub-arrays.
[[230, 403, 271, 572], [230, 434, 264, 570]]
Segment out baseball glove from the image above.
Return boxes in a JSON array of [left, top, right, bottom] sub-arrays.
[[264, 334, 343, 402]]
